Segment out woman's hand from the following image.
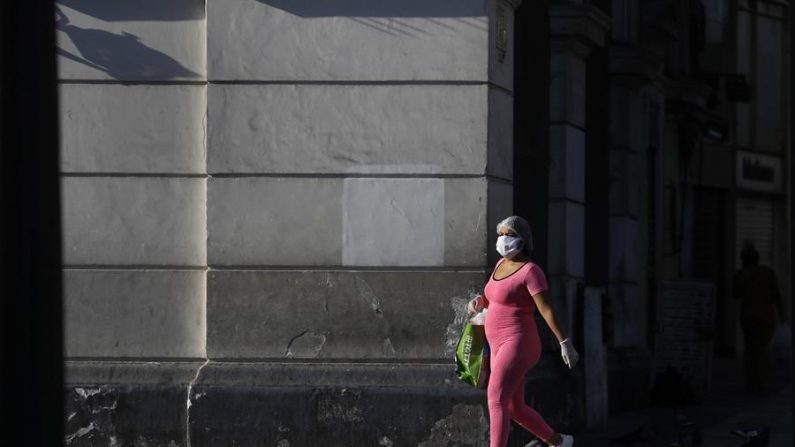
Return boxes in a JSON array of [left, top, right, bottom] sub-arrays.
[[467, 295, 486, 315], [560, 338, 579, 369]]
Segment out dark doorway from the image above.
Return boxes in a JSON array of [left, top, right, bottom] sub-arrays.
[[1, 2, 64, 446], [692, 186, 729, 356]]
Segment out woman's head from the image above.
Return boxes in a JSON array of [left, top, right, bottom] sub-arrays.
[[741, 244, 759, 267], [496, 215, 534, 257]]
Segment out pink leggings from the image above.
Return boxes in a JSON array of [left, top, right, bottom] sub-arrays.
[[487, 335, 555, 447]]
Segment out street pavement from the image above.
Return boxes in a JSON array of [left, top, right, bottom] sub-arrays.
[[571, 358, 792, 447]]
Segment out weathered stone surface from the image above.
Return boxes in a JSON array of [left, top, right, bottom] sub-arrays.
[[60, 84, 206, 174], [206, 270, 486, 359], [207, 0, 489, 81], [207, 84, 487, 175], [608, 216, 640, 282], [607, 283, 647, 347], [609, 149, 641, 217], [487, 88, 513, 180], [64, 384, 187, 447], [62, 360, 587, 446], [549, 51, 586, 127], [62, 178, 206, 266], [195, 362, 460, 388], [545, 276, 579, 345], [735, 11, 752, 147], [64, 270, 206, 358], [188, 362, 584, 446], [189, 385, 486, 447], [754, 15, 784, 152], [583, 287, 607, 430], [65, 361, 203, 385], [487, 0, 516, 92], [207, 177, 343, 266], [341, 178, 446, 266], [609, 86, 642, 150], [208, 177, 488, 267], [546, 201, 585, 277], [607, 282, 642, 347], [56, 0, 206, 81], [443, 177, 490, 267], [486, 180, 513, 267], [606, 347, 651, 414], [549, 124, 585, 203], [696, 143, 733, 189]]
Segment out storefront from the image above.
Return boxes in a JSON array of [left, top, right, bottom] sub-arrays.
[[732, 149, 788, 353]]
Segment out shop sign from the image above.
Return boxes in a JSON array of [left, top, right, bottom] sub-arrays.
[[736, 150, 783, 193]]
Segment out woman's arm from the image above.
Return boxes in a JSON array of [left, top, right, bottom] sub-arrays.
[[531, 292, 567, 343]]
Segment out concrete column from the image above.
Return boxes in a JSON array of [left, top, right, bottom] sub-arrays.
[[545, 4, 609, 347], [57, 1, 209, 444], [603, 33, 670, 349], [601, 22, 674, 410]]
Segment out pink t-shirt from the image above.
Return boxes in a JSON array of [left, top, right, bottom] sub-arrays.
[[483, 259, 549, 344], [483, 259, 549, 310]]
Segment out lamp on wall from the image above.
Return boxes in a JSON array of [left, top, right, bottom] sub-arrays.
[[703, 120, 727, 142]]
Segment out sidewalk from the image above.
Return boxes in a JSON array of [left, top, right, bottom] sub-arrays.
[[573, 358, 792, 447]]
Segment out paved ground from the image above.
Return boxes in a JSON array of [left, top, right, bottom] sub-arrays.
[[572, 358, 792, 447]]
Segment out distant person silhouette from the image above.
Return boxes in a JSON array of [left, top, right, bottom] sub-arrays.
[[733, 244, 786, 392]]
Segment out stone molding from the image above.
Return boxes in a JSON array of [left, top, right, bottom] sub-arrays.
[[608, 45, 667, 90], [549, 4, 611, 58], [662, 77, 713, 111], [64, 359, 579, 389], [499, 0, 523, 9]]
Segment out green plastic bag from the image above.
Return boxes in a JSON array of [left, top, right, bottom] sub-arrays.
[[455, 322, 490, 389]]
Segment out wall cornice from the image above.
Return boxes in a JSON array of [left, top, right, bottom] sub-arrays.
[[549, 4, 612, 57]]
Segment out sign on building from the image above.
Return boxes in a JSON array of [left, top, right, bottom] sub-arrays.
[[736, 150, 783, 193]]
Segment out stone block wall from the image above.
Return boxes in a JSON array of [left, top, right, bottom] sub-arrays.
[[58, 1, 541, 445]]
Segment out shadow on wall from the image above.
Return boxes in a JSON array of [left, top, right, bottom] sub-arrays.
[[56, 6, 200, 80], [260, 0, 486, 18], [58, 0, 204, 22], [259, 0, 488, 38]]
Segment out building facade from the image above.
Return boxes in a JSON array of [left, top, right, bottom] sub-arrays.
[[59, 0, 789, 445]]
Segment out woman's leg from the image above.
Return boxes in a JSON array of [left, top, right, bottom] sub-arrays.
[[487, 339, 529, 447], [507, 375, 556, 442]]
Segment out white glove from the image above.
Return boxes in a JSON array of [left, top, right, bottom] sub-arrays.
[[467, 295, 485, 315], [560, 338, 579, 369]]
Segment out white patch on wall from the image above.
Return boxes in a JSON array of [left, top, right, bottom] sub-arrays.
[[342, 178, 444, 266]]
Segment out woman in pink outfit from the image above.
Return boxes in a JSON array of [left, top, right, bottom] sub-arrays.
[[467, 216, 578, 447]]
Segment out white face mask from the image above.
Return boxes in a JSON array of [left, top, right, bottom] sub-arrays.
[[496, 235, 523, 259]]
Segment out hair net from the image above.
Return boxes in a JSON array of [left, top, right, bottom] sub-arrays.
[[496, 216, 534, 253]]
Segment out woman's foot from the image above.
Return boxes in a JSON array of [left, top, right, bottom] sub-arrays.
[[549, 434, 573, 447]]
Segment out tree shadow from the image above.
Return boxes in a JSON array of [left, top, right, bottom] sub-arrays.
[[257, 0, 488, 39], [56, 7, 200, 80], [259, 0, 485, 18]]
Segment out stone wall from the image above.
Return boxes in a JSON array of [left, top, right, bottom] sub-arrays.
[[56, 1, 572, 446]]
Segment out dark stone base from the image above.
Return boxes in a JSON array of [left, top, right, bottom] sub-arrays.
[[606, 347, 652, 415], [190, 386, 486, 447], [64, 360, 588, 447], [65, 384, 187, 446]]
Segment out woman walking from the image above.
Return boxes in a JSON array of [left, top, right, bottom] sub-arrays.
[[467, 216, 578, 447]]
